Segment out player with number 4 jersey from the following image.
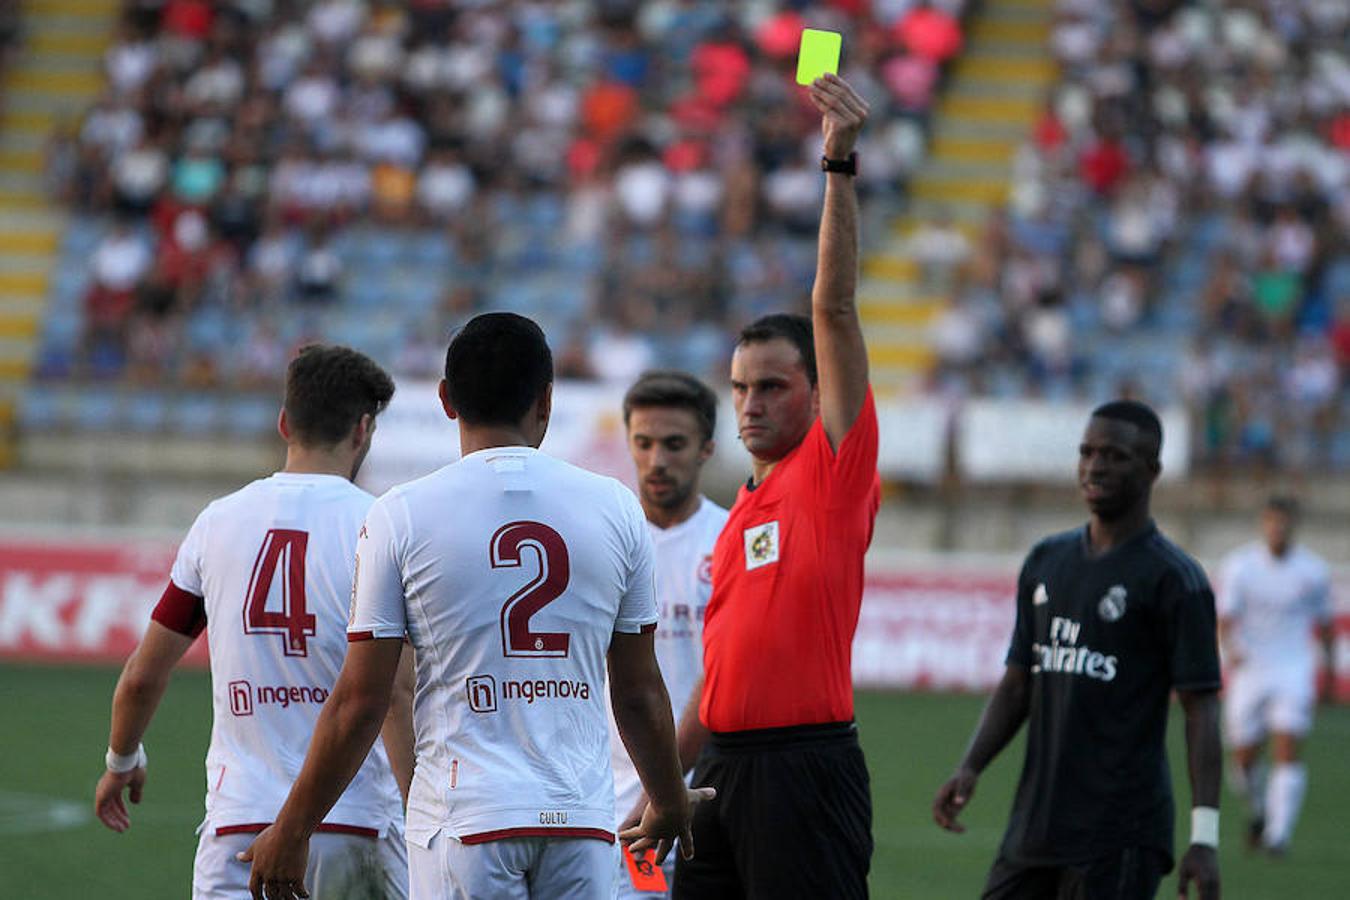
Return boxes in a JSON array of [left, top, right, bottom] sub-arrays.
[[352, 443, 660, 849], [95, 346, 411, 900]]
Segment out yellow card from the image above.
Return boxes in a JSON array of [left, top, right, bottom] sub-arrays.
[[796, 28, 842, 85]]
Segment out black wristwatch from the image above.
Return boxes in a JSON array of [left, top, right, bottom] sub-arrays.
[[820, 152, 858, 176]]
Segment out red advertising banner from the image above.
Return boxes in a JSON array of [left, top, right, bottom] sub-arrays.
[[850, 563, 1350, 702], [2, 539, 1347, 701], [851, 568, 1017, 691], [0, 539, 208, 667]]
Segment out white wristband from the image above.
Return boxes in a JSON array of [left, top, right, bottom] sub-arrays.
[[106, 744, 147, 774], [1190, 806, 1219, 848]]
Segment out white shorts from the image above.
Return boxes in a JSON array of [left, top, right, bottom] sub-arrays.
[[193, 826, 409, 900], [1224, 666, 1316, 747], [408, 832, 618, 900]]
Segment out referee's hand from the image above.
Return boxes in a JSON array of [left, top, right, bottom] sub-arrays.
[[932, 766, 979, 833], [619, 786, 716, 864]]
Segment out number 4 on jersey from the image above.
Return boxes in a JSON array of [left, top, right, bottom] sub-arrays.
[[243, 529, 315, 657]]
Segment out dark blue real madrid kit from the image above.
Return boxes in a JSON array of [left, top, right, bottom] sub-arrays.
[[984, 522, 1222, 900]]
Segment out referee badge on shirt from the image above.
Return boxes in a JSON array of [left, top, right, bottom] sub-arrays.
[[1098, 585, 1128, 622], [743, 521, 780, 570]]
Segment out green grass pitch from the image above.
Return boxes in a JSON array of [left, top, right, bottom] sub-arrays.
[[3, 663, 1347, 898]]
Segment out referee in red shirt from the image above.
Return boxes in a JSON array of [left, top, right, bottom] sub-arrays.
[[672, 74, 878, 900]]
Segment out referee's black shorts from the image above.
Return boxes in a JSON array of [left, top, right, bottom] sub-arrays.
[[673, 720, 872, 900]]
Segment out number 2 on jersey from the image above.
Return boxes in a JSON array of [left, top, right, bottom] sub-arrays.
[[490, 521, 571, 658], [242, 528, 315, 657]]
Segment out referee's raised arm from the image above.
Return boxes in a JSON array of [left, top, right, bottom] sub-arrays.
[[806, 73, 870, 450]]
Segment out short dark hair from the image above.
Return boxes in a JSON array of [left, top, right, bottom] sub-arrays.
[[1265, 494, 1301, 517], [623, 370, 718, 442], [284, 344, 395, 446], [737, 314, 817, 386], [1091, 400, 1163, 459], [444, 312, 553, 427]]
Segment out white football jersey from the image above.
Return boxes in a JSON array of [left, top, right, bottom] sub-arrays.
[[169, 473, 403, 835], [607, 496, 727, 819], [1219, 542, 1332, 671], [347, 446, 658, 848]]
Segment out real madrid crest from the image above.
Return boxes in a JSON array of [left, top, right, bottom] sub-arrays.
[[1098, 584, 1128, 622]]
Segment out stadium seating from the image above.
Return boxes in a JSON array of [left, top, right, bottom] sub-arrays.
[[19, 1, 974, 433], [12, 0, 1349, 474]]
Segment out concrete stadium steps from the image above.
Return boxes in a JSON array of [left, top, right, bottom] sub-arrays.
[[859, 297, 944, 326], [889, 217, 982, 246], [936, 94, 1041, 123], [927, 136, 1018, 165], [860, 0, 1053, 386], [951, 55, 1057, 84], [28, 29, 110, 55], [0, 0, 119, 467], [0, 335, 34, 378]]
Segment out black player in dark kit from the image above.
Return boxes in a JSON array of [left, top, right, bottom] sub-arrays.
[[933, 401, 1222, 900]]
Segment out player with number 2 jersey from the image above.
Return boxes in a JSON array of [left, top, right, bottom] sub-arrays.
[[242, 314, 708, 900]]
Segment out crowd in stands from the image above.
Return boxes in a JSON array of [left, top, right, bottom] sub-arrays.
[[925, 0, 1350, 470], [43, 0, 965, 389], [35, 0, 1350, 472]]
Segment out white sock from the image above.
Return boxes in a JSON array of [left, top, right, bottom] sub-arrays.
[[1263, 762, 1307, 848]]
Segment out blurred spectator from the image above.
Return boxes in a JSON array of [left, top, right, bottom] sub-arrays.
[[417, 147, 475, 222], [907, 211, 971, 289], [895, 2, 963, 64], [83, 220, 152, 363], [294, 225, 342, 304], [111, 135, 168, 216]]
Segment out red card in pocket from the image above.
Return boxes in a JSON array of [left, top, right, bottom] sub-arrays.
[[623, 845, 669, 893]]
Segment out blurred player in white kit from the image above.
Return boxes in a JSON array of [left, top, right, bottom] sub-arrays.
[[1219, 495, 1337, 856], [242, 313, 711, 900], [95, 345, 413, 899], [609, 371, 728, 898]]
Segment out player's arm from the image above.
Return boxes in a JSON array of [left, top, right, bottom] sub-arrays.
[[1314, 575, 1336, 703], [95, 621, 196, 832], [675, 675, 711, 773], [1216, 616, 1240, 669], [609, 632, 715, 864], [240, 637, 403, 900], [1176, 689, 1222, 900], [1317, 620, 1337, 702], [619, 674, 712, 831], [1215, 560, 1243, 669], [932, 663, 1031, 833], [380, 640, 416, 805], [806, 73, 871, 450]]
